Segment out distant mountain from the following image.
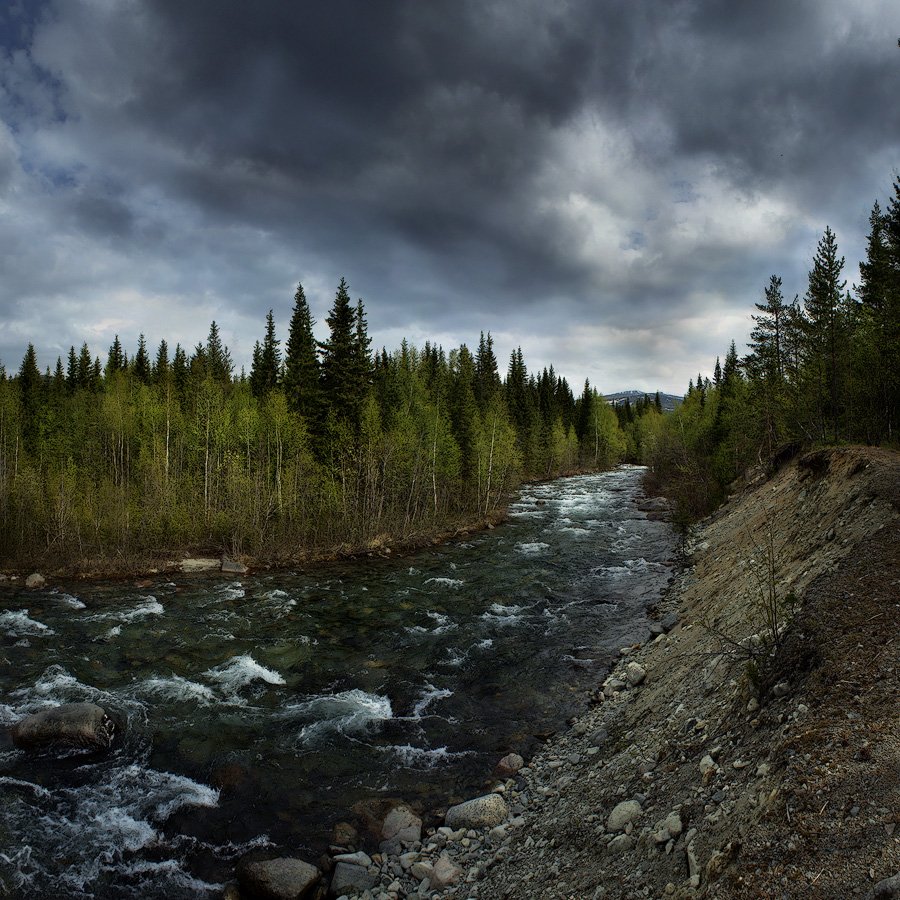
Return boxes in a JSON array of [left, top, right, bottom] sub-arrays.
[[603, 389, 682, 412]]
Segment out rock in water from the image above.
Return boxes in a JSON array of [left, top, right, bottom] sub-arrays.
[[25, 572, 46, 589], [10, 702, 116, 752], [237, 857, 320, 900]]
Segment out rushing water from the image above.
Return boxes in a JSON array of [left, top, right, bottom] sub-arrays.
[[0, 466, 674, 898]]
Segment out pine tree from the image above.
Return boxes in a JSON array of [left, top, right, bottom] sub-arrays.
[[474, 332, 500, 411], [321, 278, 362, 428], [153, 340, 170, 383], [66, 346, 79, 393], [77, 343, 94, 390], [19, 343, 42, 452], [133, 334, 151, 383], [172, 343, 188, 398], [250, 310, 281, 397], [283, 282, 321, 423], [204, 321, 233, 386], [106, 335, 125, 377], [803, 226, 847, 441]]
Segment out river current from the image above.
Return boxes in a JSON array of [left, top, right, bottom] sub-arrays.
[[0, 466, 674, 898]]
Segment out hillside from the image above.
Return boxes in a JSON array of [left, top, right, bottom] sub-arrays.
[[604, 390, 683, 412], [466, 446, 899, 898]]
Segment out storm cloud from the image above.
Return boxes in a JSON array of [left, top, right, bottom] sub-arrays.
[[1, 0, 897, 391]]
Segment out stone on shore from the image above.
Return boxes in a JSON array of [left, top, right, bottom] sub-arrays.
[[431, 854, 463, 887], [330, 860, 376, 896], [221, 557, 249, 575], [381, 804, 422, 845], [445, 793, 509, 829], [237, 857, 320, 900], [25, 572, 46, 589], [11, 702, 116, 752], [870, 872, 900, 899], [180, 557, 220, 572], [606, 800, 642, 833], [625, 661, 647, 686], [496, 752, 524, 778]]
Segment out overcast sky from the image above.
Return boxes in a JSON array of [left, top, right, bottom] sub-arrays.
[[1, 0, 897, 394]]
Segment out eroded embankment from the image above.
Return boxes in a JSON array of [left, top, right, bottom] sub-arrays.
[[458, 446, 899, 899]]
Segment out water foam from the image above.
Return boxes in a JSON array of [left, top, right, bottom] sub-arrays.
[[0, 763, 219, 897], [283, 689, 393, 743], [424, 577, 464, 589], [203, 655, 286, 695], [139, 675, 217, 706], [480, 602, 525, 626], [53, 592, 87, 610], [0, 610, 54, 637], [411, 684, 453, 718], [217, 582, 246, 601], [386, 744, 454, 768], [515, 542, 549, 555]]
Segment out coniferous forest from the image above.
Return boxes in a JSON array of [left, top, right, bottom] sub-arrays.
[[643, 177, 900, 522], [2, 176, 899, 570], [0, 277, 628, 569]]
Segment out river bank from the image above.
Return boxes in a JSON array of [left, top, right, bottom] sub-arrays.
[[300, 446, 898, 900], [0, 467, 612, 583]]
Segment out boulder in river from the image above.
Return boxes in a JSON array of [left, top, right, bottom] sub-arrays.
[[25, 572, 46, 589], [11, 702, 116, 752]]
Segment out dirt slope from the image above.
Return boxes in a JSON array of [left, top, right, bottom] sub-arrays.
[[473, 446, 899, 900]]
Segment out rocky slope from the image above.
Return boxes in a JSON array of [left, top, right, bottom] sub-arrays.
[[235, 447, 900, 899]]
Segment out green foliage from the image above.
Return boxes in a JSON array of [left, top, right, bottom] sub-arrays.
[[0, 282, 627, 566], [648, 175, 900, 521]]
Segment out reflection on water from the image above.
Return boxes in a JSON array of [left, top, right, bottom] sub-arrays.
[[0, 466, 673, 898]]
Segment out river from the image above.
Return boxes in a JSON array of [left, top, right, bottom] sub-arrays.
[[0, 466, 674, 898]]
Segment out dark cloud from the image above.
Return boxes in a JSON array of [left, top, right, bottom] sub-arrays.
[[0, 0, 896, 390]]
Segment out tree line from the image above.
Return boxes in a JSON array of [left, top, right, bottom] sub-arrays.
[[0, 278, 629, 567], [642, 175, 900, 522]]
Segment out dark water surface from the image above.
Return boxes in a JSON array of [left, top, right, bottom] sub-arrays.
[[0, 466, 674, 898]]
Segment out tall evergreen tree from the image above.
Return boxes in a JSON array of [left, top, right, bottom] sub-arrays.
[[284, 282, 321, 422], [803, 226, 847, 441], [133, 334, 151, 383], [153, 339, 170, 383], [321, 278, 362, 428], [66, 346, 79, 393], [204, 321, 233, 386], [250, 309, 281, 397], [18, 343, 42, 452], [106, 335, 125, 377], [474, 332, 501, 411]]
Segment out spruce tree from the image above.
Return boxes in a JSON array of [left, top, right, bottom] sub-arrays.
[[320, 278, 361, 427], [19, 343, 42, 452], [133, 334, 151, 383], [77, 343, 93, 389], [153, 340, 170, 383], [803, 226, 847, 441], [204, 321, 233, 386], [250, 310, 281, 397], [66, 346, 79, 393], [284, 282, 321, 423], [106, 335, 125, 377]]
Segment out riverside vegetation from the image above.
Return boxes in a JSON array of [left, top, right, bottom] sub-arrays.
[[0, 280, 635, 572]]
